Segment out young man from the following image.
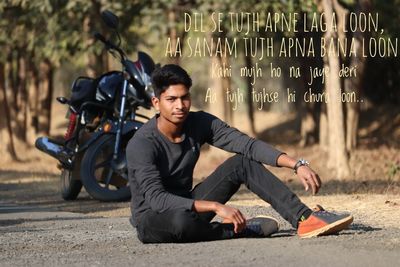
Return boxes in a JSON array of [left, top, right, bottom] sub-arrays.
[[127, 64, 353, 243]]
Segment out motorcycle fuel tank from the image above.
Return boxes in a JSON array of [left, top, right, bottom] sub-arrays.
[[96, 71, 124, 103]]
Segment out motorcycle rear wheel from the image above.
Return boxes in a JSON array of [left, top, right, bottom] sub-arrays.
[[80, 135, 130, 201], [60, 163, 83, 200]]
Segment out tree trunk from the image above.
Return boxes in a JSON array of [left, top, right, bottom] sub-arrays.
[[332, 0, 356, 151], [321, 0, 351, 178], [0, 62, 18, 160], [319, 103, 329, 151], [207, 31, 233, 124], [26, 53, 40, 144], [208, 55, 225, 120], [5, 50, 18, 114], [167, 9, 180, 65], [15, 48, 28, 141], [219, 54, 233, 125], [5, 51, 18, 144], [299, 52, 319, 147], [244, 53, 256, 136], [296, 12, 323, 147], [344, 0, 371, 151], [299, 104, 317, 147], [344, 31, 362, 151], [14, 49, 20, 113], [83, 18, 102, 78], [83, 1, 104, 78], [28, 53, 41, 134], [39, 59, 54, 136]]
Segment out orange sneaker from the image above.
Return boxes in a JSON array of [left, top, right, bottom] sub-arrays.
[[298, 205, 353, 238]]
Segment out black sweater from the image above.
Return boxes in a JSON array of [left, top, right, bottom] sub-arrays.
[[126, 111, 283, 226]]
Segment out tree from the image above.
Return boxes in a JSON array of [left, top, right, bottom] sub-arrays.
[[343, 0, 372, 150], [320, 0, 351, 178], [0, 0, 149, 148], [0, 62, 18, 160], [140, 0, 193, 65]]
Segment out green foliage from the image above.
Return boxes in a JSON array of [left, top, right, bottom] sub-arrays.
[[0, 0, 399, 105], [0, 0, 149, 66]]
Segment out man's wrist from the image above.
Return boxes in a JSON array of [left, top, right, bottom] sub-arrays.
[[277, 154, 298, 169], [213, 202, 222, 212], [194, 200, 221, 213], [294, 159, 309, 174]]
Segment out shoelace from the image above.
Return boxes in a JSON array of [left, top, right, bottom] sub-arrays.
[[313, 204, 325, 212], [314, 210, 340, 218], [315, 210, 330, 216], [313, 205, 334, 217]]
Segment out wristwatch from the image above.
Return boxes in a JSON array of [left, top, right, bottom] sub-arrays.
[[294, 158, 309, 174]]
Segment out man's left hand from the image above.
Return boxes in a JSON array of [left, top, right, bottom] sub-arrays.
[[296, 166, 322, 195]]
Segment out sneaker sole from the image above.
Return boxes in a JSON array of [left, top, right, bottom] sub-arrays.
[[299, 215, 354, 238]]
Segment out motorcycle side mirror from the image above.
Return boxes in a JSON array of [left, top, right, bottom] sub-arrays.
[[56, 97, 69, 105], [101, 10, 119, 30]]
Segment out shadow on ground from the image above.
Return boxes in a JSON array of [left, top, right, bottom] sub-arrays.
[[0, 215, 103, 228], [286, 179, 400, 196], [0, 170, 58, 180], [228, 178, 400, 200], [350, 223, 382, 233], [1, 169, 399, 217]]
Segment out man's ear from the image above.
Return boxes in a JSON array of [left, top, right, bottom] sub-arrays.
[[152, 96, 160, 112]]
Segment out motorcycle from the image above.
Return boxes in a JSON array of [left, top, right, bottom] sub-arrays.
[[35, 10, 155, 201]]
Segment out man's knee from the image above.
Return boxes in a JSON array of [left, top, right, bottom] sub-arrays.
[[226, 154, 262, 181], [170, 210, 194, 229], [225, 154, 246, 169], [170, 210, 199, 240], [227, 154, 259, 168]]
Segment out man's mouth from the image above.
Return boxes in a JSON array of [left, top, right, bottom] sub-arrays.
[[173, 112, 186, 117]]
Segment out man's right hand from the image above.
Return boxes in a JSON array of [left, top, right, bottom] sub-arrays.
[[215, 203, 246, 233], [193, 200, 247, 233]]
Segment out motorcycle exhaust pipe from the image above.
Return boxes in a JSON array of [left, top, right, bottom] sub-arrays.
[[35, 137, 72, 166]]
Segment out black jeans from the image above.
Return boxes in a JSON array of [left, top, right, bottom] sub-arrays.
[[135, 154, 310, 243]]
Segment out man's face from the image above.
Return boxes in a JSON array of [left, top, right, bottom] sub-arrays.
[[152, 84, 191, 125]]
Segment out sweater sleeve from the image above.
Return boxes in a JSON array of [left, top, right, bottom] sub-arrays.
[[126, 136, 194, 213], [200, 112, 284, 166]]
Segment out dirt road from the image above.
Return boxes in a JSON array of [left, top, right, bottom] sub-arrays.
[[1, 173, 400, 267], [1, 202, 399, 267], [1, 142, 399, 266]]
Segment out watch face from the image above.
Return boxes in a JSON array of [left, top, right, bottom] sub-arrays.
[[300, 159, 309, 165]]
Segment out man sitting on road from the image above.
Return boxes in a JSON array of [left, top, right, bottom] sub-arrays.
[[126, 64, 353, 243]]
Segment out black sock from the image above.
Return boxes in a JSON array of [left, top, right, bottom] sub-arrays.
[[299, 209, 312, 222]]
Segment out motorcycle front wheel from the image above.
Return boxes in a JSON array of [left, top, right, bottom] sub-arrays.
[[80, 135, 131, 201]]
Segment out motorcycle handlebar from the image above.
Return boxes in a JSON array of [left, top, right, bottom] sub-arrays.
[[93, 32, 152, 109], [94, 32, 107, 43], [93, 32, 125, 60]]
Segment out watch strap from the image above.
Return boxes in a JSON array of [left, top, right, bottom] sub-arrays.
[[294, 159, 309, 174]]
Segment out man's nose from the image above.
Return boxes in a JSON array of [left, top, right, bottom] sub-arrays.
[[176, 98, 184, 109]]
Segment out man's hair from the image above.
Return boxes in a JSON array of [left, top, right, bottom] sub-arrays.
[[151, 64, 192, 98]]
